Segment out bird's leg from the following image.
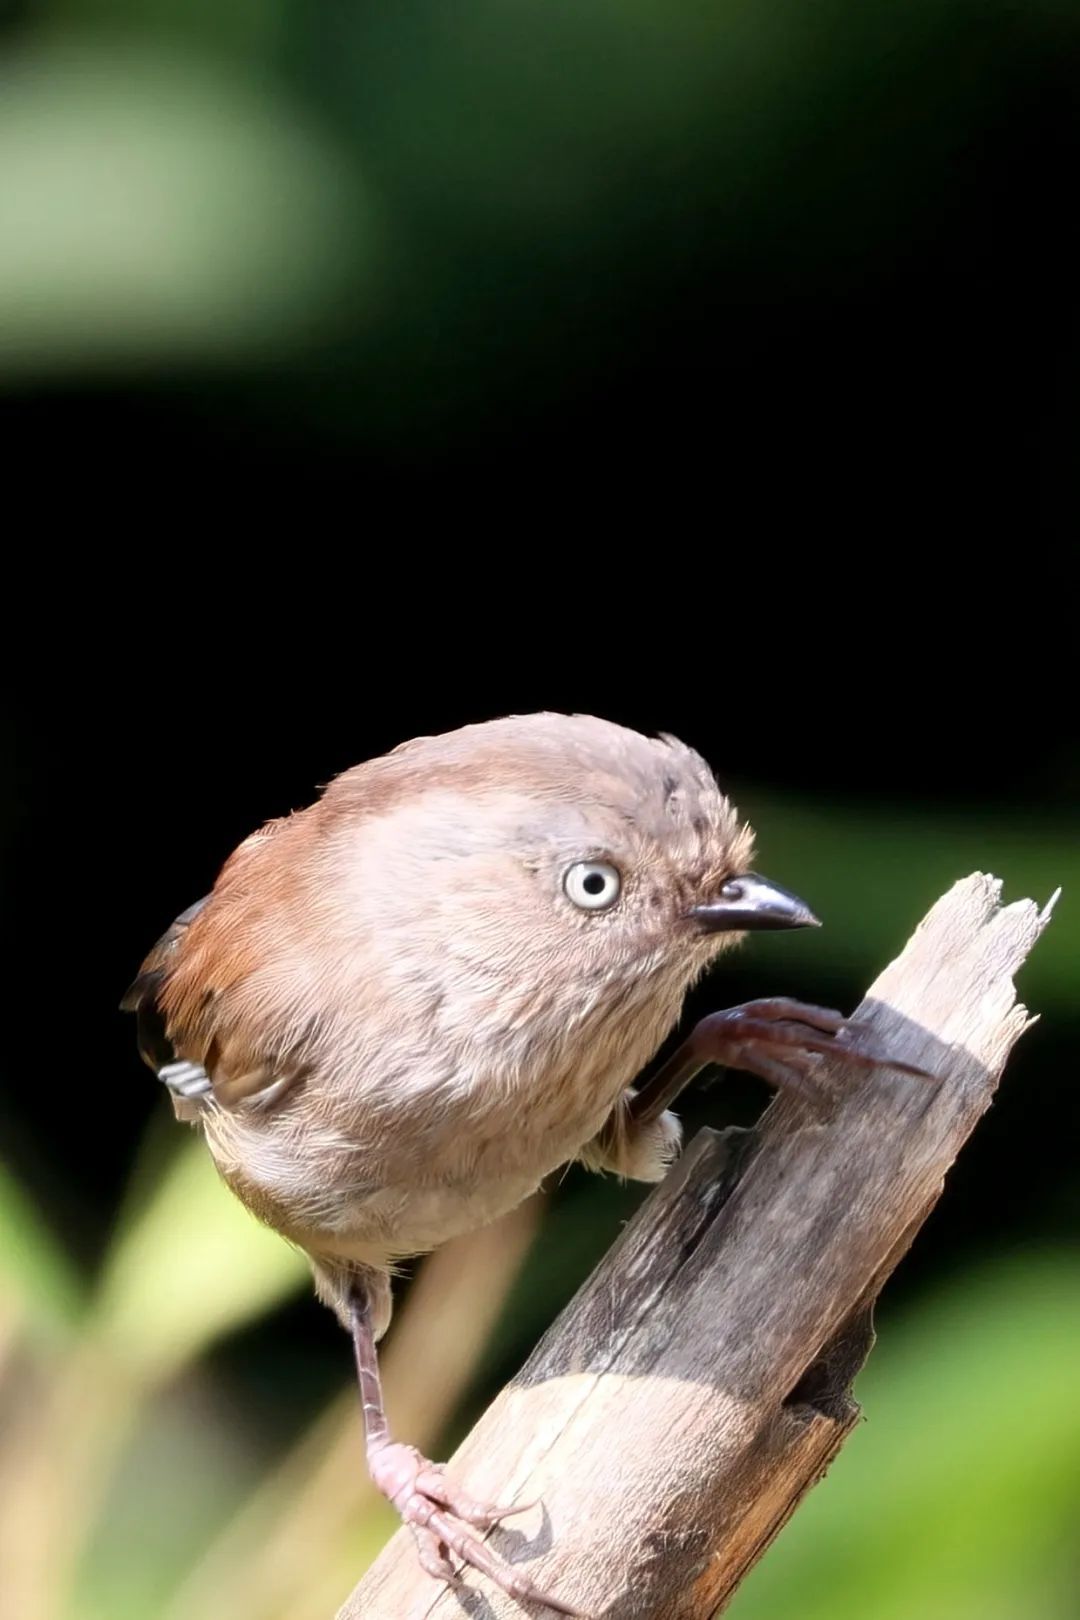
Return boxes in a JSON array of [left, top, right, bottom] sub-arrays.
[[348, 1285, 581, 1616], [630, 997, 934, 1126], [579, 1098, 683, 1182]]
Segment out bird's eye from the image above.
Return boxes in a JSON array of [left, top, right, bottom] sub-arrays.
[[563, 860, 622, 912]]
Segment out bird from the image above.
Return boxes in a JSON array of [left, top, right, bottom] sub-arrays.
[[122, 713, 917, 1614]]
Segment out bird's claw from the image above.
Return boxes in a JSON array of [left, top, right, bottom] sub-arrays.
[[368, 1441, 581, 1615], [691, 998, 935, 1108]]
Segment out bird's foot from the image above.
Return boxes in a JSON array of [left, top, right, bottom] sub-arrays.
[[690, 997, 934, 1107], [368, 1440, 582, 1615]]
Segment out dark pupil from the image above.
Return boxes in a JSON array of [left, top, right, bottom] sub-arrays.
[[583, 871, 607, 896]]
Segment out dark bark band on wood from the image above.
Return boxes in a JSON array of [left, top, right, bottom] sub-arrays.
[[341, 873, 1053, 1620]]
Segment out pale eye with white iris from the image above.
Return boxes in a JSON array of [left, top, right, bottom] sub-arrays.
[[563, 860, 622, 912]]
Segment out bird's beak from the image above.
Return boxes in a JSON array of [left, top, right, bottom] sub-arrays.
[[689, 872, 821, 933]]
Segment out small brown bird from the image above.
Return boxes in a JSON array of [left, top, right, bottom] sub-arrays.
[[123, 714, 911, 1613]]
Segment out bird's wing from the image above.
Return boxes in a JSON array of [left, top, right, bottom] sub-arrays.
[[121, 893, 303, 1121], [121, 899, 209, 1069]]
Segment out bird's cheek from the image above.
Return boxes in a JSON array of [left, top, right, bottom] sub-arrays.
[[686, 928, 745, 969]]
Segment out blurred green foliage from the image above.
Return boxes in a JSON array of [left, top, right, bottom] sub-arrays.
[[0, 42, 366, 374], [0, 1157, 83, 1342], [91, 1124, 306, 1385], [731, 1257, 1080, 1620], [3, 0, 1077, 429]]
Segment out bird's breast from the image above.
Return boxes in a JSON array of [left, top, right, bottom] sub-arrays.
[[200, 964, 689, 1264]]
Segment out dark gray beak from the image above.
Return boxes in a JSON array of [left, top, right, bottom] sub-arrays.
[[689, 872, 821, 933]]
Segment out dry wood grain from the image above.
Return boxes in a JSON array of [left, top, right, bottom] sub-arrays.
[[341, 873, 1053, 1620]]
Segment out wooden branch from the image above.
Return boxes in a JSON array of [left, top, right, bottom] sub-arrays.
[[341, 874, 1053, 1620]]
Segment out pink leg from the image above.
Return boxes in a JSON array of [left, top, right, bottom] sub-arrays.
[[350, 1288, 582, 1616], [631, 997, 935, 1124]]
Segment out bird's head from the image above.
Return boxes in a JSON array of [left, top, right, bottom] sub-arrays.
[[320, 714, 818, 1060]]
